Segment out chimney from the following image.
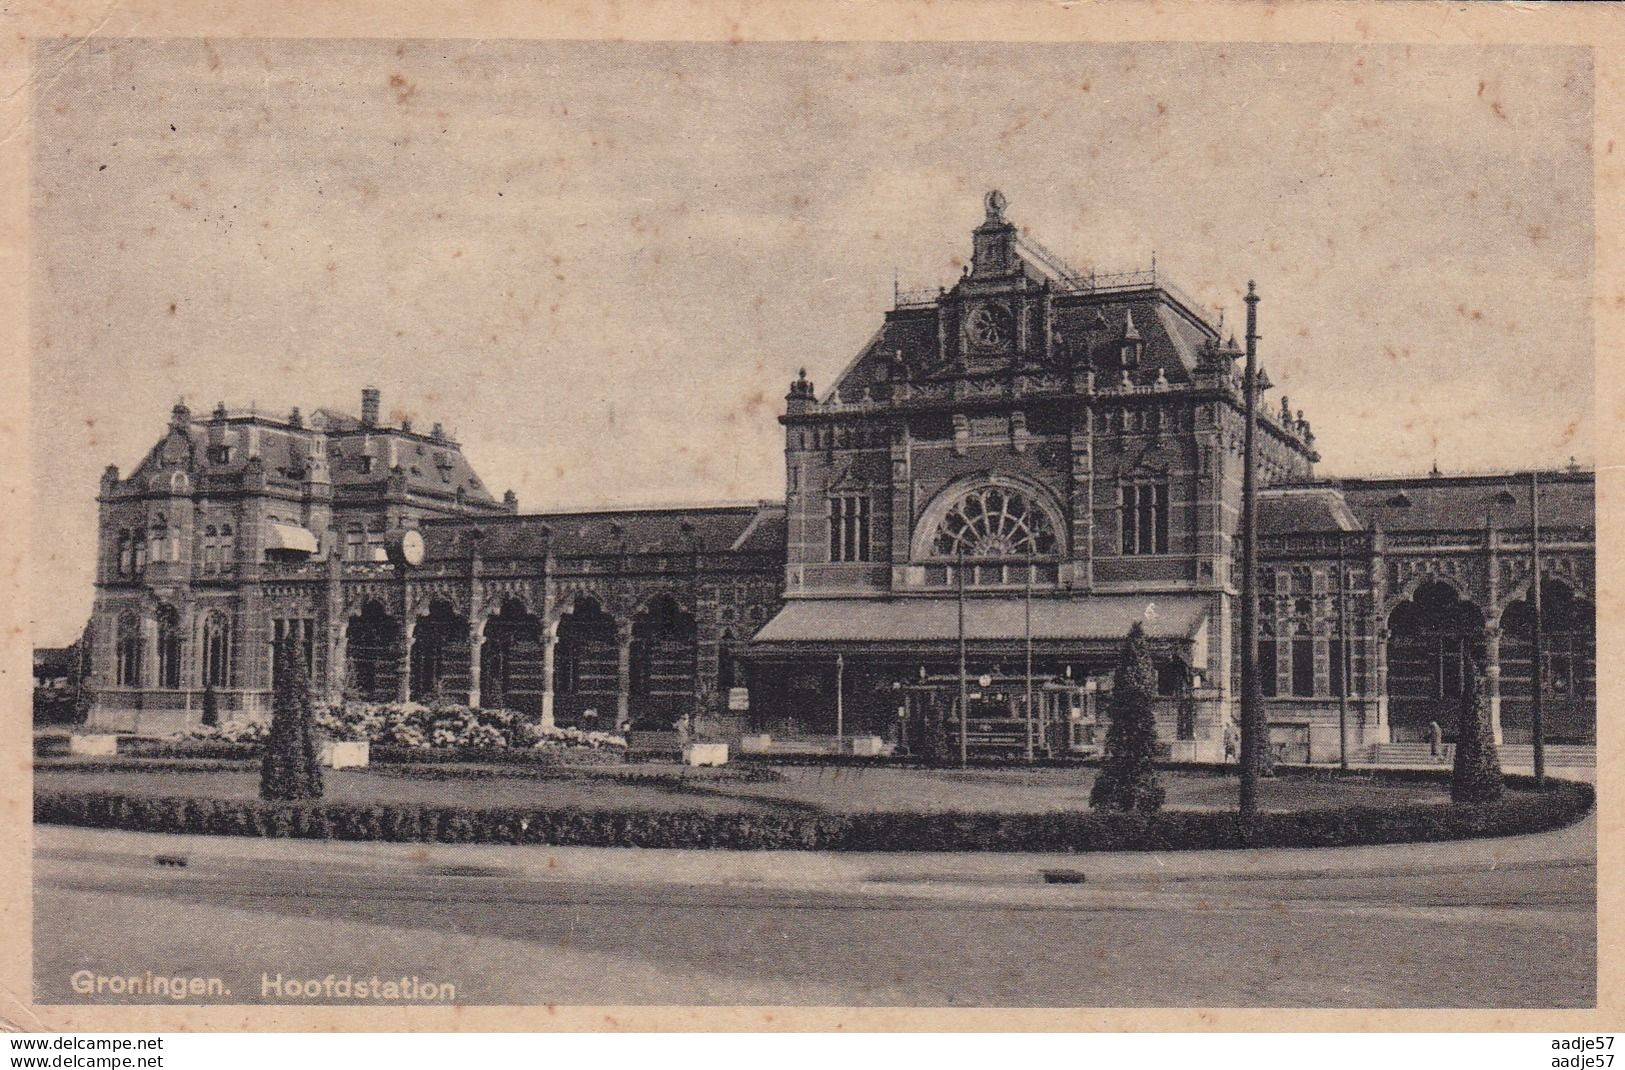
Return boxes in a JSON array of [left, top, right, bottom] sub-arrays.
[[361, 387, 380, 428]]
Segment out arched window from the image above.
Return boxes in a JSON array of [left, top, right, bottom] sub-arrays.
[[117, 531, 132, 576], [219, 524, 234, 564], [929, 484, 1058, 558], [116, 614, 142, 687], [156, 606, 182, 688], [131, 532, 148, 573], [202, 612, 232, 688], [150, 515, 168, 562]]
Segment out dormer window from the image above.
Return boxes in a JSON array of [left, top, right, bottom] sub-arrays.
[[1493, 489, 1517, 506], [359, 456, 375, 474], [1387, 492, 1413, 508]]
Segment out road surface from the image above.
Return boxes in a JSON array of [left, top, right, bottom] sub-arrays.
[[33, 818, 1595, 1007]]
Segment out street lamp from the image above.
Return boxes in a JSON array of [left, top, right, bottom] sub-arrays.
[[1237, 281, 1263, 816]]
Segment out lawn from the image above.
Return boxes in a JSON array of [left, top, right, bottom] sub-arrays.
[[34, 761, 1454, 815]]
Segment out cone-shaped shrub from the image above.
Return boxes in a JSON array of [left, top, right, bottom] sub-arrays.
[[1451, 658, 1504, 805], [1090, 622, 1166, 813], [260, 643, 324, 801], [201, 683, 219, 728]]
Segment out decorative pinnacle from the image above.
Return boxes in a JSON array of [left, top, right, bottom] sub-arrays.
[[1245, 280, 1259, 303]]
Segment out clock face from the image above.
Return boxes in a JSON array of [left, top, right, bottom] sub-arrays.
[[399, 529, 425, 566], [966, 304, 1012, 348]]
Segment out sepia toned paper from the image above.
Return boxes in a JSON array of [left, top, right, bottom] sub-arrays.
[[2, 0, 1621, 1033]]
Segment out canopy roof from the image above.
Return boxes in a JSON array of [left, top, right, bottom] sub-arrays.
[[752, 596, 1208, 647], [265, 523, 319, 554]]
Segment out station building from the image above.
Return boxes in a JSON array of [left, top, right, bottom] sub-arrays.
[[85, 192, 1595, 760]]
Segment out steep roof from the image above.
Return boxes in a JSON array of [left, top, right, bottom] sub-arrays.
[[419, 503, 786, 560], [1336, 470, 1594, 532], [1260, 470, 1594, 535]]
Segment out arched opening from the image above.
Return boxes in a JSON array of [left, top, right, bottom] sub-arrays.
[[915, 477, 1064, 588], [629, 595, 697, 729], [345, 600, 400, 702], [1499, 578, 1595, 743], [115, 613, 142, 687], [201, 612, 232, 688], [410, 599, 468, 703], [156, 605, 182, 689], [553, 597, 617, 728], [1386, 580, 1485, 742], [481, 599, 543, 712]]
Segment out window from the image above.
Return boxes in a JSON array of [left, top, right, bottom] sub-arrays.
[[930, 485, 1058, 559], [157, 607, 182, 689], [117, 531, 132, 575], [116, 616, 142, 687], [271, 618, 315, 688], [829, 495, 871, 562], [1119, 482, 1169, 555], [1329, 638, 1345, 698], [1257, 636, 1278, 697], [203, 614, 232, 688], [208, 444, 232, 465], [131, 532, 147, 572], [346, 524, 366, 561], [1291, 636, 1315, 697]]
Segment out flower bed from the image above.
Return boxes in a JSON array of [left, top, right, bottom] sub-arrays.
[[32, 772, 1592, 852]]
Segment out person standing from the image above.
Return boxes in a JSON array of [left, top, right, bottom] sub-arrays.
[[1429, 719, 1443, 761]]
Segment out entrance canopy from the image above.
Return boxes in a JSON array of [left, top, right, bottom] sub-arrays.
[[752, 596, 1208, 659]]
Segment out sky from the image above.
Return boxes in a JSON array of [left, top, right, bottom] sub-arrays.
[[30, 39, 1593, 644]]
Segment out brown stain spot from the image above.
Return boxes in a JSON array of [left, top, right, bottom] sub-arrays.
[[389, 73, 417, 105], [203, 40, 222, 72], [1455, 303, 1483, 321], [167, 302, 177, 316], [1156, 102, 1167, 117], [451, 249, 463, 259], [1491, 100, 1507, 121], [1526, 224, 1546, 243], [1477, 80, 1486, 98], [1079, 79, 1091, 93], [325, 261, 337, 273]]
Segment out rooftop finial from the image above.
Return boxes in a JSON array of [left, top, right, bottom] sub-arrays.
[[984, 189, 1008, 224]]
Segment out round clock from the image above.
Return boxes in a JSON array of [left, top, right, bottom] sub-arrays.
[[387, 529, 425, 567], [967, 305, 1011, 348]]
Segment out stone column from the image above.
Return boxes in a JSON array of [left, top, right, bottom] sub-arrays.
[[615, 620, 634, 730], [140, 613, 159, 693], [1373, 625, 1390, 743], [540, 632, 557, 730], [1483, 623, 1503, 744], [398, 615, 415, 703], [467, 621, 484, 709]]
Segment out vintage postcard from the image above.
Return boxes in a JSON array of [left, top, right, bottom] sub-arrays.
[[4, 0, 1620, 1036]]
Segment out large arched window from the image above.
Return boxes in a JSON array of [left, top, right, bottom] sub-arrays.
[[202, 612, 233, 688], [928, 484, 1059, 559], [156, 605, 182, 688], [116, 614, 142, 687]]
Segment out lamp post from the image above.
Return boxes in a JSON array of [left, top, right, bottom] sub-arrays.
[[1238, 281, 1262, 816], [1529, 470, 1546, 787], [835, 652, 845, 751], [1336, 538, 1351, 771], [1024, 552, 1035, 762], [958, 544, 969, 769]]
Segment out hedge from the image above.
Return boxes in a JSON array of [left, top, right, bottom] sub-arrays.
[[33, 776, 1593, 852]]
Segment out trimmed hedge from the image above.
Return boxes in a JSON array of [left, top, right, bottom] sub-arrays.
[[33, 775, 1593, 852]]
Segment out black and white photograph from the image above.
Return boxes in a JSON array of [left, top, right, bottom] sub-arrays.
[[14, 14, 1610, 1040]]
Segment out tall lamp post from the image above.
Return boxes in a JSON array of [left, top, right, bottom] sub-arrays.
[[1529, 470, 1546, 787], [1238, 281, 1263, 816], [1024, 550, 1035, 763], [957, 545, 969, 769]]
